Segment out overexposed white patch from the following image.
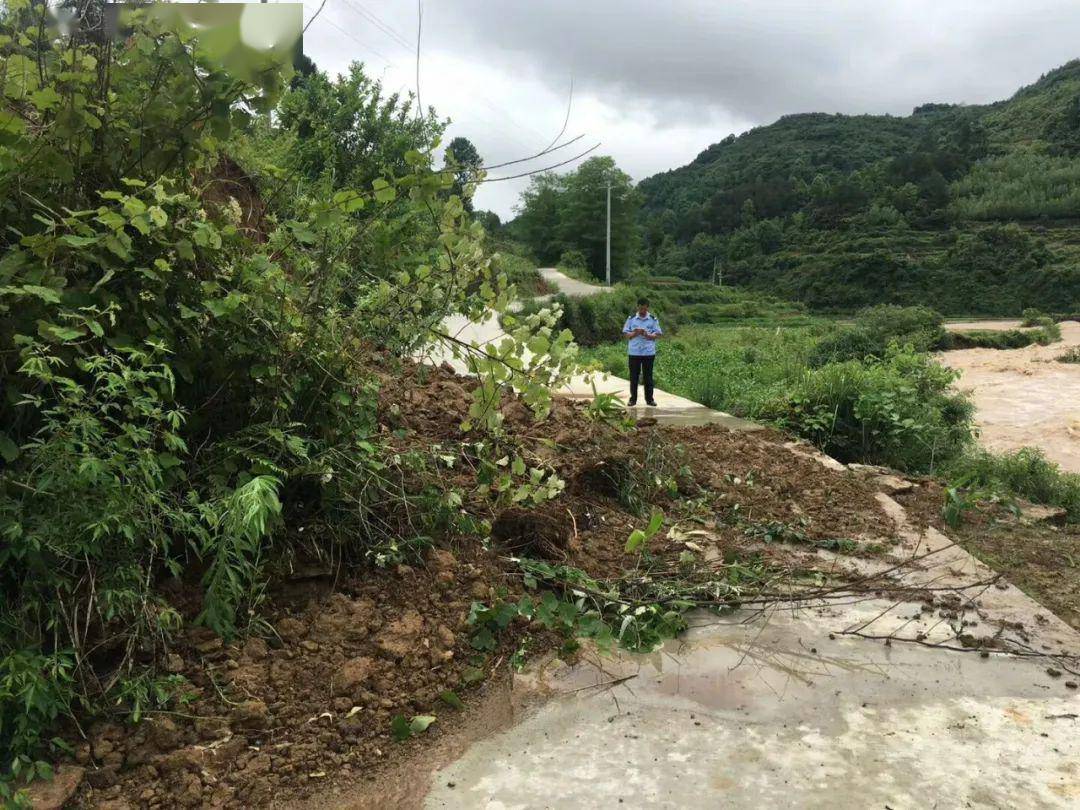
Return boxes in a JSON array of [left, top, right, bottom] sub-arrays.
[[240, 4, 297, 52]]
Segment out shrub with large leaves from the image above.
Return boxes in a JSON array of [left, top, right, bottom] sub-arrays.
[[0, 2, 577, 776]]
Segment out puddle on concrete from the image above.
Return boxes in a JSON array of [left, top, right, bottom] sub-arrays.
[[639, 408, 762, 430], [425, 604, 1080, 809]]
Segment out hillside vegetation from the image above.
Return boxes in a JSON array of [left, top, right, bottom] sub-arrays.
[[0, 5, 579, 798], [634, 61, 1080, 314], [512, 276, 811, 346]]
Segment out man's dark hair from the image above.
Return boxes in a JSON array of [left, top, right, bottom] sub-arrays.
[[637, 297, 650, 307]]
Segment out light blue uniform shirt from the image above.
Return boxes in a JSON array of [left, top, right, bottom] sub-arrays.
[[622, 313, 662, 356]]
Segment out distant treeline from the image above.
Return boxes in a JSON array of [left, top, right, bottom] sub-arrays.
[[504, 60, 1080, 316]]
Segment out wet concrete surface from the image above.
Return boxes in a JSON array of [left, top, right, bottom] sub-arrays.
[[419, 441, 1080, 809], [426, 605, 1080, 809], [630, 406, 761, 431]]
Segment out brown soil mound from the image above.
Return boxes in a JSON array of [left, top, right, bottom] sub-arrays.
[[198, 155, 269, 243], [491, 505, 572, 558], [571, 455, 637, 499], [67, 359, 899, 809]]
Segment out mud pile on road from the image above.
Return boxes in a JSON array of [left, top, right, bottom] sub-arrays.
[[65, 360, 901, 809]]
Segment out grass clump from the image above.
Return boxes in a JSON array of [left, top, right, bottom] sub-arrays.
[[947, 448, 1080, 522], [941, 320, 1061, 350], [1020, 308, 1050, 327], [585, 325, 973, 473], [765, 347, 973, 471]]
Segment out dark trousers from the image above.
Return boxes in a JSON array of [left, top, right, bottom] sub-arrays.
[[628, 355, 655, 403]]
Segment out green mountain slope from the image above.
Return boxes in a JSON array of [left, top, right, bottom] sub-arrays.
[[639, 61, 1080, 315]]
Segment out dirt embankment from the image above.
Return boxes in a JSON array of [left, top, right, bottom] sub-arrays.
[[45, 357, 909, 810], [941, 321, 1080, 473]]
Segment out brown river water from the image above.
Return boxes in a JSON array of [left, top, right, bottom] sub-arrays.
[[942, 320, 1080, 473]]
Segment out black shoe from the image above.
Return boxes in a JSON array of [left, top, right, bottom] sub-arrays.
[[646, 400, 658, 407], [627, 399, 637, 407]]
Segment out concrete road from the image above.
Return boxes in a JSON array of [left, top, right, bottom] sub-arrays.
[[425, 457, 1080, 809], [538, 266, 607, 297], [427, 603, 1080, 809], [416, 279, 1080, 808], [432, 269, 758, 431]]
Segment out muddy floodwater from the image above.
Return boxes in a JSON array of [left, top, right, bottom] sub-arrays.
[[942, 320, 1080, 474]]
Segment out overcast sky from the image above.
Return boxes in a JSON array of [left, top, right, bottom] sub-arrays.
[[300, 0, 1080, 218]]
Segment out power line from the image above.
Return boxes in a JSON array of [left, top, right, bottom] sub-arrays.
[[317, 14, 396, 65], [301, 1, 595, 182], [338, 0, 414, 53], [303, 0, 329, 34], [354, 0, 414, 48], [543, 77, 574, 153], [478, 142, 602, 183]]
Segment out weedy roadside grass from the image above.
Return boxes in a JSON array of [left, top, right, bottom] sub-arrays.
[[584, 321, 973, 474], [944, 448, 1080, 523]]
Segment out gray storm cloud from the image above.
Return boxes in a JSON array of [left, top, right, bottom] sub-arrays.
[[303, 0, 1080, 216], [412, 0, 1080, 121]]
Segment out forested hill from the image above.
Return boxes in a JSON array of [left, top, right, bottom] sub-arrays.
[[637, 60, 1080, 315]]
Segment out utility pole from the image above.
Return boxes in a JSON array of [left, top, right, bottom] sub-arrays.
[[605, 180, 612, 286], [713, 259, 723, 287]]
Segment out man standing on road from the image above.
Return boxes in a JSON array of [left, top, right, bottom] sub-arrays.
[[622, 297, 662, 407]]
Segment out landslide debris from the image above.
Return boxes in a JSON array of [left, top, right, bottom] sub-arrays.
[[67, 359, 901, 809]]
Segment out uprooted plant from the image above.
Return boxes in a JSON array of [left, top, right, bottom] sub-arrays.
[[468, 552, 845, 657]]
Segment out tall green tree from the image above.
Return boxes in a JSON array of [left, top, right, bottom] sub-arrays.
[[509, 156, 642, 280], [443, 135, 482, 212], [276, 64, 444, 191], [510, 172, 565, 263], [558, 157, 641, 280]]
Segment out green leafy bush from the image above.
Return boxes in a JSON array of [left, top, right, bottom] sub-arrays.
[[1020, 308, 1048, 327], [767, 347, 973, 470], [940, 320, 1061, 350], [0, 5, 577, 772], [810, 305, 945, 365], [942, 329, 1031, 350], [559, 249, 588, 271], [946, 448, 1080, 522]]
